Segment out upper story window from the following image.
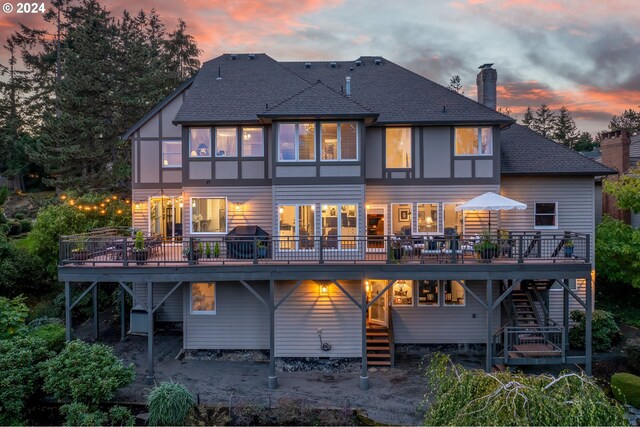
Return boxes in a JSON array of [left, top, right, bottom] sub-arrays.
[[189, 128, 211, 158], [242, 127, 264, 157], [455, 127, 492, 156], [191, 197, 227, 234], [215, 127, 238, 157], [278, 123, 316, 162], [162, 140, 182, 168], [321, 122, 358, 161], [386, 128, 412, 169], [534, 202, 558, 229]]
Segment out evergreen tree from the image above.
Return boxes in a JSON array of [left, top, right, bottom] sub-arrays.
[[531, 104, 556, 137], [552, 106, 579, 148], [447, 75, 464, 94], [521, 106, 534, 128], [609, 108, 640, 134], [574, 131, 596, 152], [163, 19, 201, 80]]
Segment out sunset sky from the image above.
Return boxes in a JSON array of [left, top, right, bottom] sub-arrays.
[[1, 0, 639, 133]]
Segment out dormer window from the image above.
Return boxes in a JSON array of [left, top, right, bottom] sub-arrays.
[[455, 127, 492, 156], [321, 122, 358, 161], [278, 123, 316, 162]]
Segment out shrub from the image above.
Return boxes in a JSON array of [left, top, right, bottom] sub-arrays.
[[422, 352, 626, 426], [0, 223, 8, 236], [0, 239, 48, 297], [107, 405, 135, 426], [59, 403, 134, 427], [29, 323, 66, 353], [19, 219, 32, 232], [626, 338, 640, 374], [148, 382, 195, 426], [14, 212, 26, 220], [7, 218, 22, 235], [611, 372, 640, 408], [42, 340, 135, 406], [0, 212, 6, 224], [0, 336, 54, 425], [569, 309, 621, 351], [0, 295, 29, 339]]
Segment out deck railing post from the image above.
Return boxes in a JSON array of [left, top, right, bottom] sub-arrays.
[[188, 238, 194, 265], [253, 237, 258, 265], [319, 236, 324, 264], [585, 233, 591, 263], [518, 235, 523, 263], [503, 327, 508, 364], [122, 237, 128, 267]]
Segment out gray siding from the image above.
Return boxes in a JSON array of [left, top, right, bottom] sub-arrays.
[[392, 281, 500, 344], [183, 186, 273, 235], [133, 282, 183, 322], [595, 181, 603, 225], [275, 280, 361, 357], [549, 279, 588, 325], [183, 281, 269, 350]]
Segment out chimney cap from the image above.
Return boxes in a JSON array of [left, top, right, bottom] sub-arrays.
[[478, 63, 494, 70]]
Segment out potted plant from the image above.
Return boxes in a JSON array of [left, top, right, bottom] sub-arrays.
[[205, 242, 211, 259], [564, 239, 574, 257], [256, 240, 268, 258], [71, 238, 90, 263], [475, 233, 498, 262], [213, 242, 220, 259], [131, 230, 149, 265]]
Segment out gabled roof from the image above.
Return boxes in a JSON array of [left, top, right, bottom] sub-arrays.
[[258, 80, 376, 119], [173, 54, 514, 125], [500, 124, 616, 176], [122, 76, 195, 140]]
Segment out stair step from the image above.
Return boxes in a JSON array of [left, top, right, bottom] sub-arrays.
[[367, 346, 390, 351], [368, 360, 391, 366], [367, 339, 390, 344], [366, 332, 389, 337], [367, 353, 390, 359]]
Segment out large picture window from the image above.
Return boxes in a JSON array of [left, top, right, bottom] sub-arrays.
[[191, 198, 227, 233], [418, 280, 439, 306], [189, 128, 211, 157], [385, 128, 411, 168], [321, 204, 358, 249], [455, 127, 492, 156], [162, 140, 182, 167], [321, 122, 358, 161], [416, 203, 439, 234], [215, 127, 238, 157], [392, 280, 413, 306], [278, 204, 315, 250], [241, 127, 264, 157], [191, 282, 216, 314], [391, 203, 412, 236], [444, 280, 465, 306], [278, 123, 315, 161], [534, 202, 558, 229]]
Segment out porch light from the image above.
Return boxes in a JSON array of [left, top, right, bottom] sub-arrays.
[[320, 284, 329, 295], [234, 203, 244, 213], [134, 203, 142, 211], [310, 205, 315, 211], [179, 201, 184, 208], [365, 281, 370, 293], [366, 204, 370, 210], [192, 200, 196, 208], [322, 205, 328, 212]]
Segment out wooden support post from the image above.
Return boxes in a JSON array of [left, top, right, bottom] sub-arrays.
[[92, 283, 99, 341], [360, 279, 369, 390], [65, 281, 72, 341], [120, 284, 127, 342], [146, 282, 155, 385], [268, 279, 278, 389], [486, 279, 493, 372], [563, 279, 569, 353], [585, 276, 592, 375]]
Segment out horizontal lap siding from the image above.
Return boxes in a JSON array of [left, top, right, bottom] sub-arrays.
[[184, 281, 269, 350], [275, 280, 361, 357], [133, 282, 183, 322], [549, 280, 588, 325], [392, 281, 500, 344], [183, 186, 273, 236]]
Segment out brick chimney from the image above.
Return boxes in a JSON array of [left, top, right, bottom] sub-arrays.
[[476, 63, 497, 110], [601, 130, 631, 223]]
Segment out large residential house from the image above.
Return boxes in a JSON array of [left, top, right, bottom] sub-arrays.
[[58, 54, 614, 390]]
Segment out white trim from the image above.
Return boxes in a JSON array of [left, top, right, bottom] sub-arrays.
[[534, 201, 559, 230], [148, 195, 182, 238], [161, 140, 182, 168], [414, 202, 442, 235], [189, 196, 228, 235], [320, 202, 359, 250], [190, 282, 216, 315], [188, 127, 212, 158], [453, 127, 493, 156], [240, 126, 265, 158], [214, 126, 239, 158], [443, 280, 467, 307], [320, 121, 359, 162], [277, 203, 316, 251], [390, 202, 413, 236], [391, 280, 414, 307], [277, 122, 316, 162]]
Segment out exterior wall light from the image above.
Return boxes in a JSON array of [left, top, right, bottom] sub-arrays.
[[234, 202, 244, 214], [365, 281, 370, 293], [320, 284, 329, 295], [134, 203, 143, 211]]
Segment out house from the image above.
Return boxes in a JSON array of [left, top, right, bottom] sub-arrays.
[[58, 54, 614, 390]]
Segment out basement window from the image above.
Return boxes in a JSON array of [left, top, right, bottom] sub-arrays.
[[444, 280, 465, 306], [191, 282, 216, 314], [392, 280, 413, 306]]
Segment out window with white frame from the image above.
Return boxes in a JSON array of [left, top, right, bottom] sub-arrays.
[[191, 198, 227, 233], [215, 127, 238, 157], [385, 127, 412, 168], [443, 203, 464, 235], [189, 128, 211, 157], [392, 280, 413, 306], [418, 280, 439, 306], [534, 202, 558, 229], [444, 280, 465, 306], [321, 204, 358, 249], [191, 282, 216, 314], [241, 127, 264, 157], [321, 122, 358, 161], [416, 203, 440, 234], [278, 204, 315, 250], [162, 140, 182, 167], [391, 203, 412, 236], [454, 127, 492, 155], [278, 123, 316, 161]]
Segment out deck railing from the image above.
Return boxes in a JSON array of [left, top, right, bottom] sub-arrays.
[[493, 325, 564, 364], [59, 229, 590, 267]]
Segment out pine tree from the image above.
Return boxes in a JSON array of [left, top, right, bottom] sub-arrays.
[[163, 19, 201, 80], [574, 131, 596, 152], [522, 106, 534, 128], [447, 75, 464, 94], [609, 108, 640, 134], [531, 104, 556, 137], [552, 106, 579, 148]]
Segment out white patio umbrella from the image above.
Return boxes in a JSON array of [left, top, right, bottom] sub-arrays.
[[455, 192, 527, 232]]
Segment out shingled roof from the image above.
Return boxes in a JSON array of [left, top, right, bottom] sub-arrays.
[[500, 124, 616, 176], [173, 53, 514, 125]]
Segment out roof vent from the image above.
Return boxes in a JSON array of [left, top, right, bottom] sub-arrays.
[[345, 76, 351, 96], [230, 54, 238, 60], [330, 62, 337, 68], [248, 54, 255, 60], [304, 62, 312, 68], [355, 59, 363, 67], [374, 58, 382, 66], [479, 63, 494, 70]]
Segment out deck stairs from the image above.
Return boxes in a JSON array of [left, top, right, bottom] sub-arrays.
[[366, 325, 391, 367]]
